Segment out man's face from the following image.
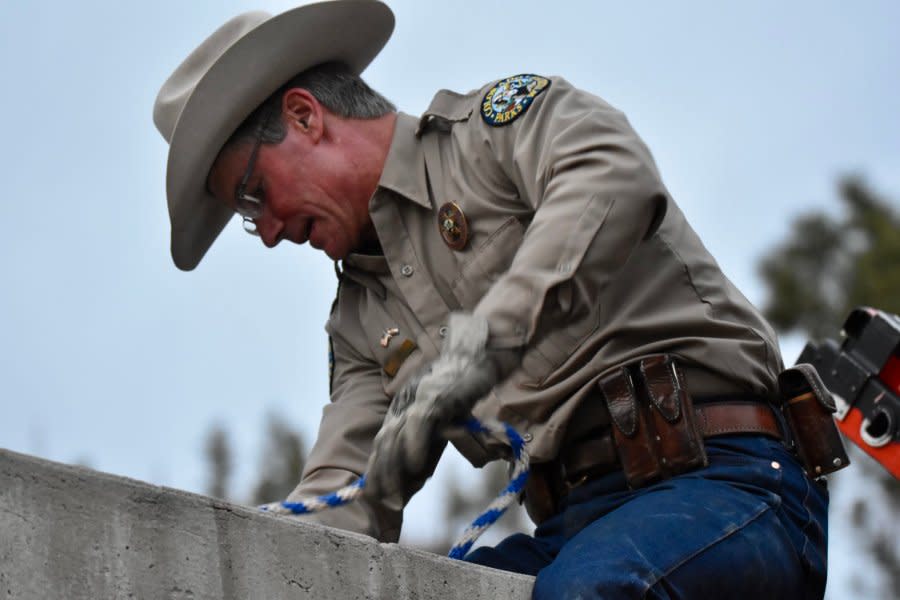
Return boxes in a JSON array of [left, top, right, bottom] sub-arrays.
[[207, 116, 373, 260]]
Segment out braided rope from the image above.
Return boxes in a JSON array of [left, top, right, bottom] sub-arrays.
[[447, 418, 530, 559], [260, 475, 367, 515], [259, 417, 530, 560]]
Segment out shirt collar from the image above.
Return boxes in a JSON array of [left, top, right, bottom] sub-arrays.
[[375, 112, 431, 210], [343, 252, 390, 274], [341, 253, 389, 298]]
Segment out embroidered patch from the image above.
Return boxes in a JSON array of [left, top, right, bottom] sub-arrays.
[[481, 74, 550, 126]]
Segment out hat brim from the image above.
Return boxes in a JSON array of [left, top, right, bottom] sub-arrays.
[[166, 1, 394, 270]]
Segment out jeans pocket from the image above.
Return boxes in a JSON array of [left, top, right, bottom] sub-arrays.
[[797, 474, 829, 595], [701, 446, 786, 508]]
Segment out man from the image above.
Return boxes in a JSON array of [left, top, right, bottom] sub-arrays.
[[154, 2, 829, 598]]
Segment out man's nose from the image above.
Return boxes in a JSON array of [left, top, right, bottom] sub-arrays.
[[257, 216, 284, 248]]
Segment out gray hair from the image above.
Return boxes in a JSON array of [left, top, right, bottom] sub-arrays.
[[228, 62, 395, 147]]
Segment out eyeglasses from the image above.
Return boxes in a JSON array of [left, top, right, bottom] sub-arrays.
[[234, 114, 270, 236]]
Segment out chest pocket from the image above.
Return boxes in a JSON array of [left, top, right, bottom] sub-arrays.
[[451, 216, 524, 309]]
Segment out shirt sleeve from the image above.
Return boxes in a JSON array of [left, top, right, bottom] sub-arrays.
[[472, 76, 669, 349], [283, 287, 403, 542]]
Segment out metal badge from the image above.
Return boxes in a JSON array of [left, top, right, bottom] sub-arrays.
[[438, 202, 469, 250]]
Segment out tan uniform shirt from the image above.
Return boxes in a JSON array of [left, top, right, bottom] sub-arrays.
[[285, 76, 784, 542]]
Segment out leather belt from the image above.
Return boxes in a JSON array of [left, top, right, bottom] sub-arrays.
[[525, 400, 786, 524], [562, 401, 783, 484], [525, 353, 791, 524], [694, 401, 783, 440]]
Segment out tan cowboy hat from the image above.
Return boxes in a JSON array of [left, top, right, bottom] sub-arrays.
[[153, 1, 394, 271]]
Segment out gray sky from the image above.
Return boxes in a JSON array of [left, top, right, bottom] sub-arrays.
[[2, 1, 898, 596]]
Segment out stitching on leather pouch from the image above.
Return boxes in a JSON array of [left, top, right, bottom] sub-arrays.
[[662, 360, 683, 422], [603, 370, 638, 437], [804, 366, 833, 410], [697, 406, 709, 433], [708, 425, 770, 435], [621, 371, 639, 436]]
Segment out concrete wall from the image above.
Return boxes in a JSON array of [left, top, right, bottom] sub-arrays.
[[0, 449, 534, 599]]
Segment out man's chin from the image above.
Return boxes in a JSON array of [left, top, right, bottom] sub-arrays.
[[317, 241, 349, 261], [308, 229, 351, 260]]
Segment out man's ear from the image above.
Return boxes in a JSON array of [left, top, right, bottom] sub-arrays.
[[282, 88, 323, 142]]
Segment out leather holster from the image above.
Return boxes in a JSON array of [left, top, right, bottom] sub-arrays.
[[778, 364, 850, 477]]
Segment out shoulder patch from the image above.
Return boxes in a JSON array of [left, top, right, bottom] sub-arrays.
[[481, 74, 551, 127]]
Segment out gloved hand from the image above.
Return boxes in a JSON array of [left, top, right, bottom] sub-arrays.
[[363, 312, 520, 502]]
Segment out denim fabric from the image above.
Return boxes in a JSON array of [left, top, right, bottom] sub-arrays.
[[465, 435, 828, 600]]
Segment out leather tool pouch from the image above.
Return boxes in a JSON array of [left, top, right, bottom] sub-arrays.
[[777, 364, 850, 477], [599, 355, 708, 489]]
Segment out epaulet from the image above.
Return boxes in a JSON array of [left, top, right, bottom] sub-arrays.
[[416, 88, 478, 136]]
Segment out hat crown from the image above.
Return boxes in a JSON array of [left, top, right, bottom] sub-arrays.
[[153, 11, 271, 143]]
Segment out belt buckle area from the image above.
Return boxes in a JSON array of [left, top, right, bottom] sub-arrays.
[[561, 456, 623, 496], [564, 473, 591, 494], [558, 426, 622, 495]]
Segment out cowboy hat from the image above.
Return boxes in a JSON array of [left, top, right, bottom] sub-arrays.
[[153, 1, 394, 270]]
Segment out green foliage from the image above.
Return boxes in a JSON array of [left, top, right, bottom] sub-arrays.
[[204, 424, 232, 500], [250, 413, 307, 505], [202, 412, 306, 506], [760, 176, 900, 339]]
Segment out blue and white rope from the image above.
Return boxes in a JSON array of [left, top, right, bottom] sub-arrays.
[[259, 417, 530, 560], [260, 475, 367, 515], [446, 418, 531, 559]]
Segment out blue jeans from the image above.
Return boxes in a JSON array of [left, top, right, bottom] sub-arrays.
[[465, 435, 828, 599]]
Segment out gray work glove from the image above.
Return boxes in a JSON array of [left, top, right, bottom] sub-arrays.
[[363, 312, 520, 502]]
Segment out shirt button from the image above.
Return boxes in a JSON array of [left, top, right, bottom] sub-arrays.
[[400, 264, 414, 277], [522, 433, 533, 443], [438, 326, 448, 338]]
